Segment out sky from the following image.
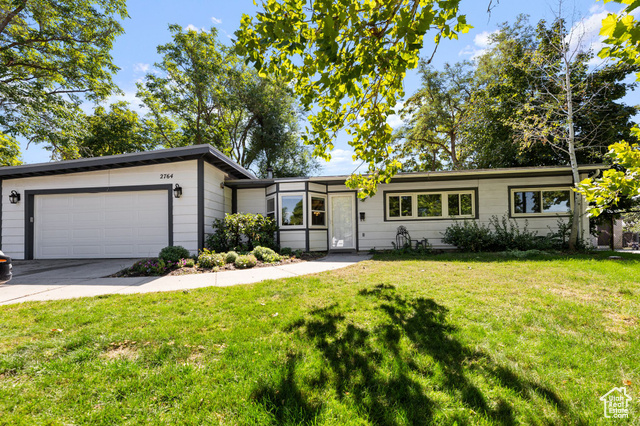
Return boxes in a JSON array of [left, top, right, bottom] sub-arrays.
[[17, 0, 640, 176]]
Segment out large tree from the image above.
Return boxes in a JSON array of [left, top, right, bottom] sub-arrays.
[[0, 132, 20, 166], [470, 17, 638, 169], [577, 0, 640, 215], [0, 0, 128, 157], [235, 0, 471, 195], [76, 102, 158, 157], [138, 25, 317, 178], [397, 61, 475, 171]]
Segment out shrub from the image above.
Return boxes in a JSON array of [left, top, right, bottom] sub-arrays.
[[442, 221, 495, 252], [207, 213, 278, 252], [251, 246, 281, 263], [197, 249, 225, 269], [225, 251, 239, 264], [443, 214, 568, 252], [235, 254, 257, 269], [159, 246, 191, 264], [130, 259, 167, 276], [178, 258, 195, 268], [280, 247, 293, 256]]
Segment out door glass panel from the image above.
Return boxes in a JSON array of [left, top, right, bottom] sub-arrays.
[[330, 196, 354, 249]]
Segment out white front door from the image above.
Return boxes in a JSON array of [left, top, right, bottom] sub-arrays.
[[329, 194, 356, 250], [34, 191, 169, 259]]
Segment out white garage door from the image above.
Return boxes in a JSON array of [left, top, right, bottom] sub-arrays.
[[34, 191, 169, 259]]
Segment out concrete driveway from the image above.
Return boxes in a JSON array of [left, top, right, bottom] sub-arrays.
[[0, 254, 371, 305]]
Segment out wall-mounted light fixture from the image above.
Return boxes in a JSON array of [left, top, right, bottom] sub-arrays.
[[173, 184, 183, 199], [9, 190, 20, 204], [359, 212, 365, 222], [219, 182, 225, 189]]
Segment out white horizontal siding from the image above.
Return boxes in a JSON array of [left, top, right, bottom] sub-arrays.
[[203, 163, 228, 237], [308, 183, 327, 193], [279, 182, 306, 191], [237, 188, 267, 215], [357, 175, 581, 251], [309, 230, 328, 251], [279, 231, 306, 250]]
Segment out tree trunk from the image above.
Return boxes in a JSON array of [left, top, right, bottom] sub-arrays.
[[450, 131, 459, 169], [564, 51, 581, 251]]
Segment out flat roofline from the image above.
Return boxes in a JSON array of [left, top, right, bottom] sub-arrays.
[[225, 164, 605, 187], [0, 145, 256, 180]]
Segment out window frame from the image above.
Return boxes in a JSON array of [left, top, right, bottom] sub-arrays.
[[265, 195, 276, 221], [385, 189, 477, 221], [279, 192, 306, 228], [308, 193, 327, 228], [509, 186, 573, 218]]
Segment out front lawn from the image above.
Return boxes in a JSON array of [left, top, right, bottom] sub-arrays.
[[0, 252, 638, 424]]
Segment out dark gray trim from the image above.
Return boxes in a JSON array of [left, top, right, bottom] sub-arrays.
[[355, 192, 359, 252], [0, 179, 2, 250], [0, 145, 256, 180], [507, 184, 573, 219], [382, 188, 480, 222], [23, 185, 173, 260], [231, 187, 238, 214], [25, 193, 34, 260], [305, 182, 310, 252], [197, 159, 205, 251]]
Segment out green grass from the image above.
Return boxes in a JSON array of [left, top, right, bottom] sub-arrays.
[[1, 251, 639, 425]]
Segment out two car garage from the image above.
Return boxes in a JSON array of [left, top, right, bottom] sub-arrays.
[[33, 190, 170, 259], [0, 145, 256, 260]]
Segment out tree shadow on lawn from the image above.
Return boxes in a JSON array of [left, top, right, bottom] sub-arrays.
[[252, 284, 567, 425]]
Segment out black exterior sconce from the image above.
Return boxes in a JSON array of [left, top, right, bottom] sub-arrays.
[[173, 184, 183, 198], [359, 211, 365, 221], [9, 190, 20, 204]]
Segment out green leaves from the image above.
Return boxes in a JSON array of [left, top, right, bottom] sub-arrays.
[[0, 0, 127, 157], [235, 0, 470, 196], [0, 132, 21, 166], [137, 25, 317, 178], [598, 0, 640, 81], [577, 134, 640, 216]]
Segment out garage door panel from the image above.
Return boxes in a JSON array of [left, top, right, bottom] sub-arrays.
[[34, 190, 169, 259], [71, 229, 102, 239]]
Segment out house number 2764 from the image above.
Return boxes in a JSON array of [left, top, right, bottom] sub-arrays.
[[160, 174, 174, 179]]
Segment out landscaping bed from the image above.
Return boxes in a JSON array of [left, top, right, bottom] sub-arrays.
[[112, 248, 326, 278]]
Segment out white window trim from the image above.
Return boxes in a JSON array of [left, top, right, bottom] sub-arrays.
[[510, 187, 573, 217], [279, 192, 306, 228], [386, 190, 475, 220], [266, 195, 276, 220], [308, 193, 328, 228]]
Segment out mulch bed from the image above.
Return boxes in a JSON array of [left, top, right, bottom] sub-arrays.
[[113, 252, 326, 278]]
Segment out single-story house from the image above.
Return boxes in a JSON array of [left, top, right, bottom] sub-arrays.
[[0, 144, 600, 259]]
